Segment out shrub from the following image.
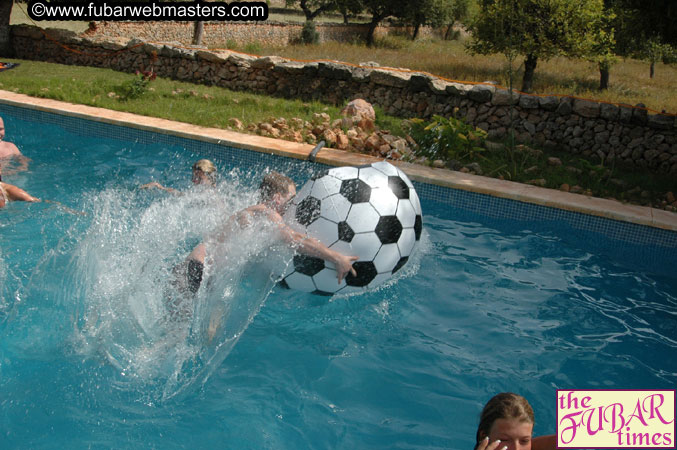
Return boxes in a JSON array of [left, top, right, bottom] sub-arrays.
[[301, 21, 319, 45], [243, 41, 263, 54], [372, 35, 409, 50], [408, 114, 487, 161], [116, 70, 156, 101]]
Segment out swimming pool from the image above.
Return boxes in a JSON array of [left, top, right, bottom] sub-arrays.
[[1, 103, 676, 449]]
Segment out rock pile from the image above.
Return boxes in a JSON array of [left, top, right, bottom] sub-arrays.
[[234, 99, 415, 160]]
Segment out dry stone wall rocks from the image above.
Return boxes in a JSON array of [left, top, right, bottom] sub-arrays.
[[10, 24, 677, 174]]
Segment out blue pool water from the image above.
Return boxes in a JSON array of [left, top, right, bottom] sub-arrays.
[[1, 108, 676, 449]]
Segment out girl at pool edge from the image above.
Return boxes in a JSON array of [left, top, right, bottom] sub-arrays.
[[475, 393, 556, 450]]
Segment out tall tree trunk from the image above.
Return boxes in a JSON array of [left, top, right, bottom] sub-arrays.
[[521, 53, 538, 93], [412, 23, 420, 41], [0, 0, 13, 57], [300, 0, 311, 20], [366, 19, 379, 47], [650, 61, 655, 78], [444, 23, 454, 40], [599, 62, 610, 90], [340, 8, 350, 24], [192, 21, 204, 46]]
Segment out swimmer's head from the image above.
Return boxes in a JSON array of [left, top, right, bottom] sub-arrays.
[[192, 159, 217, 185], [259, 171, 295, 213], [475, 393, 534, 450]]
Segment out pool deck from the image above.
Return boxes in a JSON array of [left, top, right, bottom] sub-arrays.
[[2, 90, 676, 232]]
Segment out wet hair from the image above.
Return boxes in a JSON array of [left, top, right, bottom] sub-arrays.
[[475, 393, 535, 449], [192, 159, 217, 182], [259, 171, 294, 203]]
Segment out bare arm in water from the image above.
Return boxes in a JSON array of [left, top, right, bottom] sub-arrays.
[[2, 182, 40, 202], [140, 181, 181, 195], [203, 203, 358, 284]]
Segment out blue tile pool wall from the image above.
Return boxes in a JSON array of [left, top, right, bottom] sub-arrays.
[[420, 181, 677, 248], [2, 103, 676, 268]]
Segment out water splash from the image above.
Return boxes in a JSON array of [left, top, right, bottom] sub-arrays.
[[0, 249, 6, 319], [1, 176, 293, 402]]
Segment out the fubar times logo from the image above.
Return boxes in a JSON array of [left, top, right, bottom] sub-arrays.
[[557, 390, 675, 448]]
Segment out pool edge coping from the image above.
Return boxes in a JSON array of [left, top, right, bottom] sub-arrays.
[[1, 90, 676, 233]]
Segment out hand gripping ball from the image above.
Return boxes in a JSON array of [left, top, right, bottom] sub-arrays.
[[281, 161, 422, 295]]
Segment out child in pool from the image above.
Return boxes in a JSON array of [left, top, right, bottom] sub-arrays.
[[0, 116, 29, 173], [175, 171, 358, 294], [0, 166, 39, 208], [165, 171, 358, 325], [141, 159, 218, 195], [475, 392, 556, 450]]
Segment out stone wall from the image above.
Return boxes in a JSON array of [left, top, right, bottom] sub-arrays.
[[10, 24, 677, 174], [85, 20, 438, 47]]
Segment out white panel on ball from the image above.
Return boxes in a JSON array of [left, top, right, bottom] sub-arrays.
[[320, 194, 352, 223], [346, 203, 381, 234], [311, 175, 342, 200], [397, 228, 417, 257], [284, 271, 318, 292], [370, 272, 393, 288], [373, 243, 401, 273], [396, 200, 416, 228], [347, 233, 383, 261], [369, 187, 399, 216], [313, 268, 345, 293], [409, 189, 422, 215], [307, 217, 339, 246], [331, 166, 359, 180], [371, 161, 399, 177], [358, 167, 389, 189]]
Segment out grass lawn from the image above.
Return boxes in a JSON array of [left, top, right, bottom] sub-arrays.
[[1, 59, 675, 210], [0, 59, 387, 130]]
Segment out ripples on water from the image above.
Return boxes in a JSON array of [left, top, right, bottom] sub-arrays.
[[2, 189, 676, 448], [0, 116, 675, 447]]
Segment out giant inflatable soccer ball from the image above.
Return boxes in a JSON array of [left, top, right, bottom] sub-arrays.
[[281, 161, 422, 295]]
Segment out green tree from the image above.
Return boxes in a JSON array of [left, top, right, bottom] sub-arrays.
[[443, 0, 470, 40], [401, 0, 469, 41], [641, 37, 674, 79], [606, 0, 676, 78], [286, 0, 339, 21], [287, 0, 341, 45], [337, 0, 363, 24], [403, 0, 453, 41], [587, 8, 616, 90], [609, 0, 677, 48], [361, 0, 411, 47], [467, 0, 608, 92]]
